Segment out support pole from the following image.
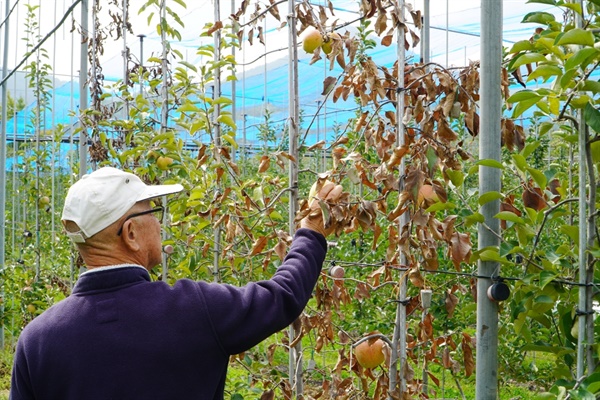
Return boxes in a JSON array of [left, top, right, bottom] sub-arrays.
[[422, 0, 429, 64], [211, 0, 222, 283], [0, 0, 11, 349], [137, 34, 145, 97], [230, 0, 236, 162], [79, 0, 89, 176], [287, 0, 301, 395], [159, 0, 171, 281], [572, 0, 589, 378], [122, 0, 129, 119], [390, 0, 407, 397], [476, 1, 502, 399]]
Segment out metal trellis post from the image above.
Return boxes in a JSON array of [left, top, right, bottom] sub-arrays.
[[390, 0, 407, 397], [475, 1, 502, 399], [79, 0, 89, 177], [0, 0, 11, 349], [287, 0, 301, 395]]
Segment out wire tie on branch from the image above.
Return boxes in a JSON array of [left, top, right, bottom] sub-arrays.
[[387, 298, 411, 307], [575, 308, 594, 316]]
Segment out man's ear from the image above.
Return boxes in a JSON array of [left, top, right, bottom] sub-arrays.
[[120, 220, 141, 252]]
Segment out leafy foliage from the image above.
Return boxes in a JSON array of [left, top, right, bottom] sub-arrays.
[[2, 0, 599, 399]]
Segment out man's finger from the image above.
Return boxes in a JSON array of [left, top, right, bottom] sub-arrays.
[[324, 184, 343, 202], [316, 181, 337, 200]]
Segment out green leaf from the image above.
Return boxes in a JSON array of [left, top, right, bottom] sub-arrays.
[[567, 388, 595, 400], [527, 167, 547, 189], [213, 97, 233, 105], [564, 47, 599, 71], [512, 96, 545, 118], [581, 79, 600, 94], [584, 102, 600, 133], [539, 270, 557, 289], [217, 114, 237, 130], [563, 3, 583, 14], [511, 154, 527, 172], [522, 11, 556, 24], [583, 373, 600, 393], [591, 140, 600, 163], [178, 61, 197, 72], [571, 94, 592, 109], [516, 224, 536, 247], [559, 69, 578, 90], [464, 212, 485, 227], [526, 0, 556, 5], [509, 40, 535, 54], [527, 64, 562, 83], [556, 28, 595, 47], [494, 211, 525, 224], [178, 103, 200, 113], [559, 225, 579, 246], [478, 191, 503, 206], [479, 249, 509, 264], [445, 169, 464, 187], [507, 90, 543, 104], [522, 141, 541, 158], [538, 121, 554, 136], [509, 53, 547, 70], [221, 132, 238, 149], [476, 159, 504, 169], [425, 202, 456, 213]]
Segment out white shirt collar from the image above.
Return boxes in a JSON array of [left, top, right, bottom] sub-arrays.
[[80, 264, 147, 276]]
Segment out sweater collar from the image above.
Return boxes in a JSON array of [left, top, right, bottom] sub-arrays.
[[73, 265, 151, 294]]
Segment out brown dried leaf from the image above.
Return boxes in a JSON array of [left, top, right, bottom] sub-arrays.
[[249, 236, 268, 256], [445, 290, 459, 318], [207, 21, 223, 36], [258, 155, 270, 173], [381, 35, 394, 47], [322, 76, 337, 95], [522, 185, 546, 211], [374, 10, 387, 35], [267, 0, 280, 20], [437, 118, 458, 141], [450, 231, 472, 271], [274, 239, 287, 261], [462, 332, 475, 377]]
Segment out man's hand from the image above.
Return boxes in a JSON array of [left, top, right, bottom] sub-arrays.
[[300, 180, 343, 237]]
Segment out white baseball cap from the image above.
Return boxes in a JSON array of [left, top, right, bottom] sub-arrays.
[[61, 167, 183, 243]]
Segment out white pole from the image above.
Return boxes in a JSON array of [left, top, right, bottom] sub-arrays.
[[210, 0, 222, 283], [230, 0, 236, 161], [476, 1, 502, 398], [287, 0, 301, 395], [0, 0, 11, 348], [422, 0, 429, 64], [79, 0, 89, 176], [445, 0, 449, 67], [390, 0, 407, 396], [122, 0, 129, 119]]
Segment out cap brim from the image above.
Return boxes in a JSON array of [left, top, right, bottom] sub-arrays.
[[137, 183, 184, 201]]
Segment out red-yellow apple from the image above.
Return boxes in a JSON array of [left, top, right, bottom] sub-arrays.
[[355, 337, 385, 369]]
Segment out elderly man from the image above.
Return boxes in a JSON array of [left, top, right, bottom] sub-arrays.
[[10, 166, 338, 400]]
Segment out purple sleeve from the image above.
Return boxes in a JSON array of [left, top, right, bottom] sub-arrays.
[[10, 340, 35, 400], [197, 228, 327, 355]]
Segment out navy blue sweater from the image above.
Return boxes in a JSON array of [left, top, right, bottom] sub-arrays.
[[10, 228, 327, 400]]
